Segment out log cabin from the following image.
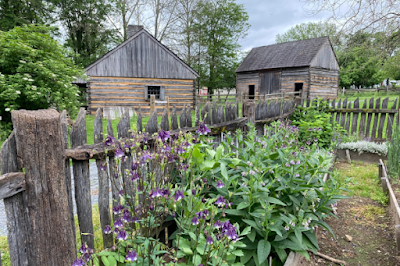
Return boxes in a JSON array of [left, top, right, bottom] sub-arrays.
[[77, 25, 199, 118], [236, 36, 339, 99]]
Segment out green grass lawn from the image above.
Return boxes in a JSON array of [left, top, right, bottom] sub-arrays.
[[337, 90, 400, 102]]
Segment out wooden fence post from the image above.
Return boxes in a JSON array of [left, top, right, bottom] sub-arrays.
[[150, 95, 156, 115], [12, 109, 76, 265], [71, 108, 94, 249], [1, 132, 29, 266]]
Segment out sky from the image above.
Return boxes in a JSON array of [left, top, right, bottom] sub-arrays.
[[236, 0, 332, 51]]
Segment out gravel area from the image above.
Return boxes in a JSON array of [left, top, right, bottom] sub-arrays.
[[0, 161, 101, 236]]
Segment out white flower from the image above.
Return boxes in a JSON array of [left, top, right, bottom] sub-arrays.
[[37, 92, 41, 95], [19, 60, 26, 64], [28, 79, 34, 82], [16, 90, 21, 94], [5, 108, 10, 112]]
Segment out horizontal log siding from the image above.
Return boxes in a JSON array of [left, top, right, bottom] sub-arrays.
[[280, 67, 309, 96], [88, 77, 195, 115], [236, 72, 260, 96], [309, 68, 339, 99]]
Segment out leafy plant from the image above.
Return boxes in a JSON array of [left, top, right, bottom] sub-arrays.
[[291, 99, 346, 148], [193, 123, 344, 265]]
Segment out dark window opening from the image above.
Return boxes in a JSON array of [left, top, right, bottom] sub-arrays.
[[148, 86, 161, 100], [294, 83, 303, 96], [249, 85, 255, 99]]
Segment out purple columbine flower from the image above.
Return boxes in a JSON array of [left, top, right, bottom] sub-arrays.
[[215, 196, 226, 207], [174, 190, 184, 201], [177, 146, 185, 154], [306, 140, 311, 145], [104, 225, 112, 234], [206, 235, 214, 245], [196, 123, 211, 135], [131, 172, 140, 181], [216, 180, 224, 188], [116, 230, 128, 241], [99, 163, 106, 171], [105, 136, 115, 146], [203, 209, 210, 217], [150, 188, 163, 198], [79, 243, 89, 254], [125, 250, 138, 262], [191, 216, 200, 225], [114, 218, 124, 228], [314, 138, 318, 142], [131, 161, 138, 171], [308, 128, 313, 131], [113, 205, 123, 214], [158, 129, 170, 142], [115, 148, 124, 159], [113, 228, 119, 234], [214, 220, 222, 229], [123, 142, 130, 151], [82, 253, 92, 262], [300, 146, 305, 151], [140, 153, 151, 163], [72, 258, 86, 266], [122, 210, 131, 223], [225, 227, 238, 241], [131, 216, 139, 223], [162, 188, 170, 198]]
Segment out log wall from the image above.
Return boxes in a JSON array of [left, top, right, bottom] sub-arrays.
[[236, 72, 260, 96], [88, 76, 195, 115], [280, 67, 309, 97], [309, 67, 339, 99]]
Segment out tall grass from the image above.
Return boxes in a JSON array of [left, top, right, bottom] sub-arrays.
[[388, 115, 400, 179]]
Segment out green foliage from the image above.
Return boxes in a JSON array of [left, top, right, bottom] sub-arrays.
[[194, 123, 344, 265], [388, 117, 400, 179], [0, 0, 52, 31], [276, 21, 341, 49], [0, 24, 83, 136], [52, 0, 118, 67], [191, 0, 249, 93], [0, 236, 10, 266], [291, 100, 345, 148]]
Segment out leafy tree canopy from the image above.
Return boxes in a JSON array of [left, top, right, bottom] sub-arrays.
[[0, 25, 84, 135], [276, 21, 342, 51], [192, 0, 249, 93]]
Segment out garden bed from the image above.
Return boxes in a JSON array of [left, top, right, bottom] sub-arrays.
[[336, 149, 387, 164]]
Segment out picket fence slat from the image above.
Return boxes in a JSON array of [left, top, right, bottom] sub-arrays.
[[61, 110, 76, 250], [359, 99, 367, 138], [372, 98, 381, 139], [107, 119, 120, 223], [71, 108, 94, 249], [351, 98, 359, 136], [387, 99, 398, 139], [379, 98, 389, 139], [1, 132, 29, 266], [94, 108, 113, 248]]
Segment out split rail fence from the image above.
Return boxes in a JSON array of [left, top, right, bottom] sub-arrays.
[[0, 95, 298, 266]]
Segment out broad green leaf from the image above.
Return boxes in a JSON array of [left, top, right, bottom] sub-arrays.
[[265, 197, 286, 206], [101, 256, 110, 266], [220, 161, 228, 180], [192, 254, 202, 265], [216, 145, 224, 160], [232, 250, 244, 256], [207, 148, 216, 159], [240, 226, 251, 236], [248, 228, 256, 242], [304, 231, 319, 250], [224, 209, 246, 216], [257, 240, 271, 264], [107, 256, 117, 266], [240, 250, 254, 264], [237, 201, 249, 210], [200, 160, 216, 171]]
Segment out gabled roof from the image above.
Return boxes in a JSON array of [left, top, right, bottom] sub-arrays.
[[84, 28, 199, 78], [236, 36, 334, 73]]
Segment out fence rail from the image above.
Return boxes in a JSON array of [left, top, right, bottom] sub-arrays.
[[0, 93, 299, 266]]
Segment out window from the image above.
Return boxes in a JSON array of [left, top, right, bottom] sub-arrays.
[[145, 86, 165, 101], [294, 83, 303, 96], [248, 85, 255, 99]]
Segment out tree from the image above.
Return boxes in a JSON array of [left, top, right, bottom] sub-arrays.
[[338, 31, 385, 88], [108, 0, 143, 41], [192, 0, 249, 94], [305, 0, 400, 34], [0, 0, 52, 31], [0, 25, 83, 136], [276, 21, 341, 48], [52, 0, 117, 67]]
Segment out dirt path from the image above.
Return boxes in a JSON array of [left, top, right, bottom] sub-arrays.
[[307, 197, 398, 266]]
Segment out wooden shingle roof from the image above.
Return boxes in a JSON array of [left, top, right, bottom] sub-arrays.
[[236, 36, 330, 73]]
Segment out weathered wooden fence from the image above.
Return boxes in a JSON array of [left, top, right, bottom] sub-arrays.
[[304, 97, 399, 141], [0, 95, 298, 266]]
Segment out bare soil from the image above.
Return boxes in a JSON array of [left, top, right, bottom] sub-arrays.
[[306, 197, 398, 266]]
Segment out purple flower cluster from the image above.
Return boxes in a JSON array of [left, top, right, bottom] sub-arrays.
[[196, 123, 211, 135], [213, 220, 238, 241], [73, 243, 94, 265]]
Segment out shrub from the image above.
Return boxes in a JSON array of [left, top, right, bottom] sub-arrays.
[[291, 99, 345, 148], [0, 24, 84, 135], [337, 141, 388, 156]]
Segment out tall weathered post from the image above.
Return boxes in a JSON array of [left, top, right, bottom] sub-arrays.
[[12, 109, 76, 265]]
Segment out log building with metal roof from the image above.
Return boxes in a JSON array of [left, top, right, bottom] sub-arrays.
[[236, 36, 339, 99]]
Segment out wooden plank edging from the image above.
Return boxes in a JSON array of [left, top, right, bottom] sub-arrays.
[[379, 159, 400, 255], [0, 172, 26, 200]]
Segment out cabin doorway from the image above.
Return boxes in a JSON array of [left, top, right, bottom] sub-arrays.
[[294, 83, 303, 96], [248, 85, 255, 99]]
